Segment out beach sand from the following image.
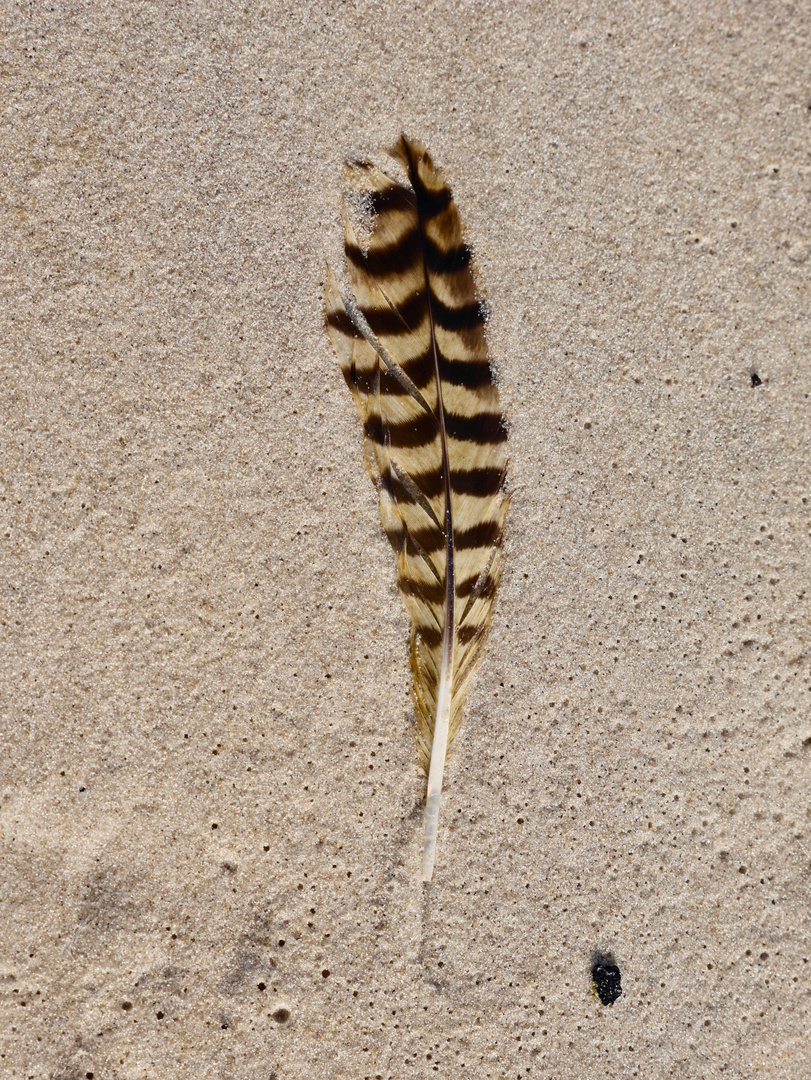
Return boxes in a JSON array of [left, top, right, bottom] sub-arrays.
[[1, 2, 808, 1076]]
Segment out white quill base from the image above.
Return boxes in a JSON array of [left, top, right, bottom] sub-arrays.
[[421, 662, 451, 882]]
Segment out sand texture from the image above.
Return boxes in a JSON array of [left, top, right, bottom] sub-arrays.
[[1, 2, 809, 1077]]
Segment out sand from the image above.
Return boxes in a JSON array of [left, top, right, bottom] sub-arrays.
[[1, 2, 809, 1077]]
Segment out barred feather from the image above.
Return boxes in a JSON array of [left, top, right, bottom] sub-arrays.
[[325, 136, 508, 881]]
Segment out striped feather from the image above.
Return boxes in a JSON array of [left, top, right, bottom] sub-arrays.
[[325, 136, 508, 881]]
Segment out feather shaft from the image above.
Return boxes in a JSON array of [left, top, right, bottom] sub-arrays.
[[422, 648, 451, 880], [406, 135, 457, 883]]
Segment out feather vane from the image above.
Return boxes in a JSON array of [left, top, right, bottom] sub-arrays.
[[325, 136, 508, 881]]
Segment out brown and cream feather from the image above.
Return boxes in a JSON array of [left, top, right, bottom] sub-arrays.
[[325, 136, 508, 881]]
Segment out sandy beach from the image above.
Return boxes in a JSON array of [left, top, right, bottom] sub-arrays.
[[1, 2, 808, 1076]]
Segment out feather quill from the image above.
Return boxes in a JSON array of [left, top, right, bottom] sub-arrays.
[[325, 136, 508, 881]]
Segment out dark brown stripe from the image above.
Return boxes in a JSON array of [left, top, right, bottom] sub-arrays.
[[452, 466, 504, 497], [399, 518, 500, 555], [383, 521, 405, 552], [326, 306, 360, 336], [455, 520, 502, 550], [409, 519, 501, 553], [341, 365, 362, 396], [380, 463, 439, 524], [398, 576, 445, 604], [382, 465, 438, 503], [399, 465, 504, 500], [408, 525, 447, 553], [446, 411, 507, 444], [405, 467, 443, 499], [378, 369, 407, 398], [458, 623, 484, 646], [360, 291, 426, 336], [366, 185, 416, 217], [347, 230, 469, 281], [440, 355, 492, 389], [432, 296, 486, 332], [379, 464, 410, 506], [415, 623, 443, 648], [399, 350, 492, 391], [414, 182, 452, 219], [345, 225, 421, 277], [349, 358, 378, 398], [364, 410, 438, 449], [397, 348, 433, 388], [450, 323, 489, 355], [457, 571, 496, 599], [425, 242, 470, 275]]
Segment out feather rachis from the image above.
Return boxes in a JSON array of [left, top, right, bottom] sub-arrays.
[[325, 136, 507, 881]]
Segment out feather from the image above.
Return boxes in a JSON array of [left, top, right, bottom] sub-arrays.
[[325, 136, 508, 881]]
